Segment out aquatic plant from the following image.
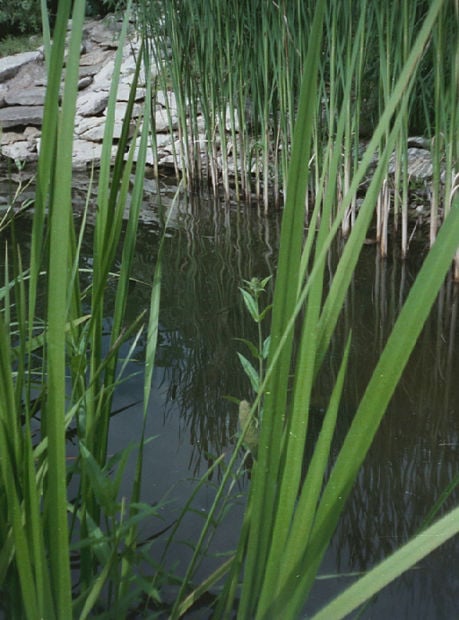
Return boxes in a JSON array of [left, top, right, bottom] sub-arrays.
[[168, 1, 459, 617], [139, 0, 458, 260], [0, 0, 168, 616], [0, 0, 457, 618]]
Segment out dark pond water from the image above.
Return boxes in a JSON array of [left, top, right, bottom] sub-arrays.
[[1, 173, 458, 618]]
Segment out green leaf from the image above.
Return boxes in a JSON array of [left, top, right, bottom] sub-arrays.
[[235, 337, 261, 360], [239, 287, 260, 322], [312, 505, 459, 620], [237, 353, 259, 393], [261, 335, 271, 360]]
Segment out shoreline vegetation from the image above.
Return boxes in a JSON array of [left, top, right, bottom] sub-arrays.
[[0, 2, 458, 269], [0, 0, 458, 618]]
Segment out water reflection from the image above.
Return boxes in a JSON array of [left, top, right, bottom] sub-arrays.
[[308, 246, 458, 617], [1, 181, 457, 616], [120, 199, 458, 615], [121, 197, 279, 475]]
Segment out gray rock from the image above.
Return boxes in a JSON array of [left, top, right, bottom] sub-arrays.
[[24, 126, 41, 140], [0, 50, 43, 82], [0, 84, 7, 107], [70, 139, 111, 168], [4, 86, 46, 106], [77, 115, 131, 141], [107, 101, 143, 124], [155, 90, 178, 112], [92, 60, 116, 89], [77, 90, 109, 116], [78, 76, 93, 90], [388, 148, 434, 181], [154, 107, 178, 132], [79, 49, 112, 67], [116, 83, 145, 102], [0, 106, 44, 129], [1, 130, 25, 145], [1, 140, 37, 162]]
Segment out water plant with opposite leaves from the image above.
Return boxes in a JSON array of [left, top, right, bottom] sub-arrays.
[[0, 0, 458, 618]]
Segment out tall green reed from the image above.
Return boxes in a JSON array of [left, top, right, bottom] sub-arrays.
[[0, 0, 168, 616], [139, 0, 457, 257], [167, 1, 459, 617]]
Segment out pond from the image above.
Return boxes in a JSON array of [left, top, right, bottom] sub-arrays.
[[1, 172, 458, 618]]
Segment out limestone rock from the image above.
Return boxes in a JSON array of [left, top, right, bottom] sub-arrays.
[[4, 86, 46, 107], [116, 83, 146, 102], [107, 101, 143, 124], [154, 107, 178, 132], [78, 76, 94, 90], [0, 106, 44, 129], [0, 84, 7, 107], [1, 130, 25, 145], [388, 148, 433, 181], [79, 49, 113, 67], [70, 139, 117, 168], [1, 140, 37, 162], [77, 90, 109, 116], [92, 60, 116, 89], [0, 50, 43, 82], [77, 115, 131, 141]]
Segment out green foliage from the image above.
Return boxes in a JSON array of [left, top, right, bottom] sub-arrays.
[[85, 0, 128, 17], [169, 1, 459, 617], [0, 0, 127, 41], [0, 0, 168, 616], [0, 1, 42, 39]]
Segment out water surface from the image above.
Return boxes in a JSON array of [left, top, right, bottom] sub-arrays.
[[1, 178, 457, 618]]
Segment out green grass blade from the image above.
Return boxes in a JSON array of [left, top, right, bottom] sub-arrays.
[[237, 6, 326, 616], [286, 197, 459, 614], [45, 0, 86, 614], [312, 505, 459, 620]]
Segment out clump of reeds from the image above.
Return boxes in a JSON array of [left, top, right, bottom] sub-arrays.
[[166, 2, 459, 617], [0, 0, 168, 616], [139, 0, 458, 258], [1, 1, 458, 618]]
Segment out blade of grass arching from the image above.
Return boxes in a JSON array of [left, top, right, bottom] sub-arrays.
[[286, 198, 459, 615], [45, 1, 85, 615], [316, 0, 446, 369], [312, 505, 459, 620], [237, 6, 325, 615]]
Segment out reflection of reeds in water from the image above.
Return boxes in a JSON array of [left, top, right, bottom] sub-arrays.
[[312, 248, 458, 603], [126, 199, 279, 473]]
